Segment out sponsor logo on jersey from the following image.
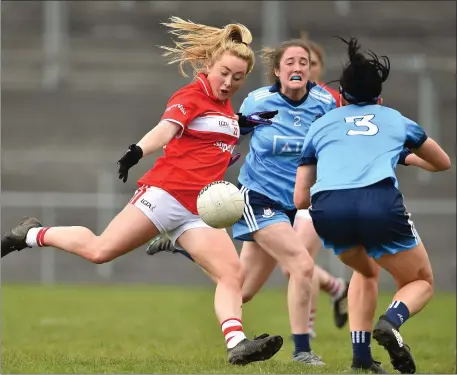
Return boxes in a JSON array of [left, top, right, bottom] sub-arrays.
[[165, 103, 186, 115], [214, 141, 235, 154], [218, 120, 230, 128], [288, 110, 303, 115], [272, 136, 305, 155]]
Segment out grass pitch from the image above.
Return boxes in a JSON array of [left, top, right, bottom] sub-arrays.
[[2, 284, 455, 373]]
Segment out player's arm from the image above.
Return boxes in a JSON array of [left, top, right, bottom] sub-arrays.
[[403, 117, 451, 172], [294, 164, 316, 209], [137, 121, 181, 157], [117, 92, 199, 182], [294, 134, 317, 209], [399, 147, 441, 172]]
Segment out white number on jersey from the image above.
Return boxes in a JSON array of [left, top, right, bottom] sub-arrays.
[[345, 114, 379, 136], [294, 116, 302, 127]]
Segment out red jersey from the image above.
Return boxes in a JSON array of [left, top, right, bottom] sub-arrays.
[[138, 73, 240, 214], [318, 82, 341, 107]]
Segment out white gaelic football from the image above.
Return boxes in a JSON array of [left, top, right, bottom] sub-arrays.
[[197, 181, 245, 229]]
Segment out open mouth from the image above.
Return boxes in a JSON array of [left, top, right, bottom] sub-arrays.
[[220, 89, 229, 95], [290, 75, 302, 82]]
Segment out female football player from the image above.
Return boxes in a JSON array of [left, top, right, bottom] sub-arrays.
[[231, 39, 336, 365], [1, 16, 284, 365], [295, 37, 451, 374], [147, 39, 336, 365]]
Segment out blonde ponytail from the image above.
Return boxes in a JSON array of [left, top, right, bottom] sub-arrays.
[[159, 16, 255, 77]]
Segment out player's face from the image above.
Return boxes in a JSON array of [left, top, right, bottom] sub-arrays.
[[309, 50, 323, 82], [275, 46, 310, 91], [207, 52, 248, 101]]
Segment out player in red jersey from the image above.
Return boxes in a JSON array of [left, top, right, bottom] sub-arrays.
[[1, 17, 283, 365], [146, 34, 350, 340]]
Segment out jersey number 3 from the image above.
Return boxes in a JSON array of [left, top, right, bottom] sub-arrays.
[[345, 114, 378, 136]]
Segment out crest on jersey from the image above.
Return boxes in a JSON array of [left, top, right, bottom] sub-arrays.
[[262, 208, 275, 218]]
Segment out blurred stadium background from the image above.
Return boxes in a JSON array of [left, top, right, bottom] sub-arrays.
[[1, 0, 456, 291]]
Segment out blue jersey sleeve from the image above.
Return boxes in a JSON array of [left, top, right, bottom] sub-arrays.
[[326, 97, 337, 113], [397, 147, 413, 166], [299, 131, 317, 166], [404, 117, 428, 149]]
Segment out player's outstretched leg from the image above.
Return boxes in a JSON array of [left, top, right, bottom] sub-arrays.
[[1, 217, 42, 257]]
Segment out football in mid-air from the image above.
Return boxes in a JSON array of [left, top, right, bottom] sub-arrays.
[[197, 181, 245, 229]]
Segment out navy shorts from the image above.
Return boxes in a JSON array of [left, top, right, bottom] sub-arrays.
[[309, 178, 421, 259], [232, 184, 296, 242]]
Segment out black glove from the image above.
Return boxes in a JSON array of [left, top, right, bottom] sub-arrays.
[[237, 110, 278, 129], [117, 144, 143, 183], [228, 152, 241, 167], [398, 147, 412, 166]]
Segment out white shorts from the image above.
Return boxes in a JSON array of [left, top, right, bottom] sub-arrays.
[[130, 185, 216, 248], [295, 209, 312, 221]]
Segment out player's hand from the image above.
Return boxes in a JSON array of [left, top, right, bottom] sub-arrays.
[[398, 147, 412, 166], [237, 110, 279, 128], [228, 153, 241, 167], [117, 144, 143, 183]]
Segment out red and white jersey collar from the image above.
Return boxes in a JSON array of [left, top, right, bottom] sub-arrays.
[[195, 73, 221, 102]]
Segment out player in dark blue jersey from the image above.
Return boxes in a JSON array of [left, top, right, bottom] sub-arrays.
[[295, 37, 451, 374]]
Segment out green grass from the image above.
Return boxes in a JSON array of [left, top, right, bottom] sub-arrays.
[[1, 284, 456, 374]]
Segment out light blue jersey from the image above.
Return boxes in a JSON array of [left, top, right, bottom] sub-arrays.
[[238, 81, 336, 210], [300, 104, 427, 196]]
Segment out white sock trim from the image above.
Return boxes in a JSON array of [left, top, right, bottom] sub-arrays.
[[25, 227, 42, 247]]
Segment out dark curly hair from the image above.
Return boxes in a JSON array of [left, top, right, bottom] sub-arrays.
[[339, 37, 390, 104]]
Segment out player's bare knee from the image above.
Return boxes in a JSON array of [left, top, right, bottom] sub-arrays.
[[87, 240, 118, 264], [289, 250, 314, 280], [421, 266, 434, 291], [89, 250, 113, 264], [242, 290, 254, 304], [219, 262, 245, 289]]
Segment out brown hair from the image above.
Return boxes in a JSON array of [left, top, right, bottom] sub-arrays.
[[261, 39, 311, 84], [159, 16, 255, 77], [300, 31, 325, 67]]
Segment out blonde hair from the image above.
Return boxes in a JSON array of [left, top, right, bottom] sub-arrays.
[[159, 16, 255, 77], [261, 39, 311, 84]]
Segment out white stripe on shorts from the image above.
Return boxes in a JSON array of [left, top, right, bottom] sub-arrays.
[[240, 186, 259, 232], [401, 195, 421, 244]]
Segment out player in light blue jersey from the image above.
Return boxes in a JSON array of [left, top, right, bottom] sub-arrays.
[[295, 37, 451, 374], [230, 39, 338, 365]]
